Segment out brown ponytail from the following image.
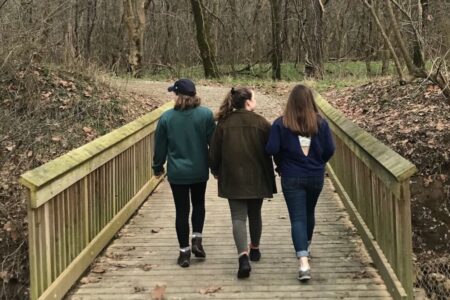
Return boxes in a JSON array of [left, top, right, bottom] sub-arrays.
[[216, 87, 252, 121]]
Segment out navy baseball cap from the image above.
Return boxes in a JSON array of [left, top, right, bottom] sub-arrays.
[[168, 79, 196, 96]]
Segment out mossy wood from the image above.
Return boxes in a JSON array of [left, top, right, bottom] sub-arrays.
[[315, 93, 415, 300], [21, 101, 173, 300]]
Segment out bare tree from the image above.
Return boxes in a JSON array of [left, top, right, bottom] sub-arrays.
[[190, 0, 219, 78], [123, 0, 147, 78], [387, 0, 449, 100], [270, 0, 282, 80], [304, 0, 326, 79]]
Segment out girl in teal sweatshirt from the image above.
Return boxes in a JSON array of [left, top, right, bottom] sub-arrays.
[[152, 79, 216, 268]]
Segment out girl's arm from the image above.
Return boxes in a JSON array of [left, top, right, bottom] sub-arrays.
[[321, 120, 336, 163], [152, 117, 168, 176], [209, 123, 223, 176], [206, 110, 216, 146], [265, 122, 281, 156]]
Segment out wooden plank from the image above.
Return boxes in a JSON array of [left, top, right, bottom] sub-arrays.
[[315, 93, 416, 194], [21, 103, 173, 208], [395, 181, 414, 299], [327, 165, 408, 300], [20, 102, 173, 189], [37, 176, 164, 300], [27, 190, 40, 300]]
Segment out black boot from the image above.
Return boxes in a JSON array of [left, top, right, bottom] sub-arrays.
[[237, 254, 251, 279], [191, 237, 206, 258], [249, 248, 261, 261], [177, 250, 191, 268]]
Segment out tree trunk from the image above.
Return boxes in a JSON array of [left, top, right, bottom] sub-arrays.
[[123, 0, 146, 78], [190, 0, 220, 78], [363, 0, 373, 76], [85, 0, 98, 58], [304, 0, 324, 79], [361, 0, 405, 82], [413, 0, 428, 68], [270, 0, 282, 80], [385, 0, 426, 77]]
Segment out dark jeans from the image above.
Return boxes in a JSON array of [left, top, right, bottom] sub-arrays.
[[169, 182, 207, 248], [228, 199, 263, 254], [281, 176, 324, 257]]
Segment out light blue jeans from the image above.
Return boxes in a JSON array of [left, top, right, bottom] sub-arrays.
[[281, 176, 324, 257]]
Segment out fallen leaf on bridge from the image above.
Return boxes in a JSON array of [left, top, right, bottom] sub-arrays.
[[141, 264, 158, 271], [151, 228, 160, 233], [199, 286, 222, 295], [134, 286, 146, 293], [91, 266, 106, 274], [80, 276, 101, 284], [151, 283, 166, 300]]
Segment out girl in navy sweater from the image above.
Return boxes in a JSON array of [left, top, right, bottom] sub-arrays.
[[265, 84, 335, 281]]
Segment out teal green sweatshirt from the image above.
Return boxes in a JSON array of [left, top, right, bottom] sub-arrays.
[[152, 106, 216, 184]]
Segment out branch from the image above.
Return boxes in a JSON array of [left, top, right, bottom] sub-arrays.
[[389, 0, 424, 58], [144, 0, 153, 11], [200, 1, 225, 27], [0, 0, 9, 11]]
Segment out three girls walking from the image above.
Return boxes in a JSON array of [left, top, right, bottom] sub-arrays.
[[153, 80, 334, 280]]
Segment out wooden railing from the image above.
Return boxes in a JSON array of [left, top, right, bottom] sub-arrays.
[[20, 101, 173, 300], [315, 93, 416, 300]]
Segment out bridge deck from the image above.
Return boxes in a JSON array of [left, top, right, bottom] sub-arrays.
[[67, 178, 391, 299]]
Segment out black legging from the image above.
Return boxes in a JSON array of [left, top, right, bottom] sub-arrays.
[[169, 182, 207, 248]]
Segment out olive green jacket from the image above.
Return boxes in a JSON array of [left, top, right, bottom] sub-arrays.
[[209, 110, 277, 199]]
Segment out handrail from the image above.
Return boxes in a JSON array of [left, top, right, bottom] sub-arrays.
[[315, 92, 416, 300], [20, 101, 173, 300]]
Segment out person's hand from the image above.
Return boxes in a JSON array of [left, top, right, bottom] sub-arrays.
[[154, 170, 164, 179]]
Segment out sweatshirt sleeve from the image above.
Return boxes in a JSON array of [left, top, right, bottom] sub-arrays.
[[209, 122, 223, 176], [152, 116, 168, 175], [206, 110, 216, 146], [265, 121, 281, 156], [320, 120, 335, 163]]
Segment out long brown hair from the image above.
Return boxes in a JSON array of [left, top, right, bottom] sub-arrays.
[[174, 94, 201, 111], [283, 84, 321, 136], [216, 87, 252, 121]]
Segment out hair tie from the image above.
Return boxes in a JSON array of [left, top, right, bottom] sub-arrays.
[[231, 87, 235, 95]]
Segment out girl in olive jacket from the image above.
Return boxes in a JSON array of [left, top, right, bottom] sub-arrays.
[[209, 87, 276, 279]]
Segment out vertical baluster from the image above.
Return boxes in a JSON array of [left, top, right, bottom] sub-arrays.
[[27, 190, 39, 300]]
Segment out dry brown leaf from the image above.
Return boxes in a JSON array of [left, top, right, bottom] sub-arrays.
[[80, 276, 100, 284], [5, 146, 14, 151], [199, 286, 222, 295], [27, 151, 33, 157], [0, 271, 8, 280], [436, 122, 445, 131], [151, 283, 166, 300], [83, 127, 93, 133], [141, 264, 155, 271], [91, 266, 106, 274], [3, 221, 12, 231], [83, 91, 92, 98], [134, 286, 146, 293], [51, 136, 62, 142]]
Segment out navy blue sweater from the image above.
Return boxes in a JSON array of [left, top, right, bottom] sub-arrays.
[[265, 116, 335, 177]]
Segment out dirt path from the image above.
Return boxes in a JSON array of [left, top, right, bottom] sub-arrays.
[[114, 79, 285, 121]]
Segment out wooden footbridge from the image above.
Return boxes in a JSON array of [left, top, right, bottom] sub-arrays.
[[20, 91, 417, 300]]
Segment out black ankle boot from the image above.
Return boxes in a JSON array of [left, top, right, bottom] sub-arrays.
[[237, 254, 251, 279], [249, 248, 261, 261], [177, 250, 191, 268], [192, 237, 206, 258]]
